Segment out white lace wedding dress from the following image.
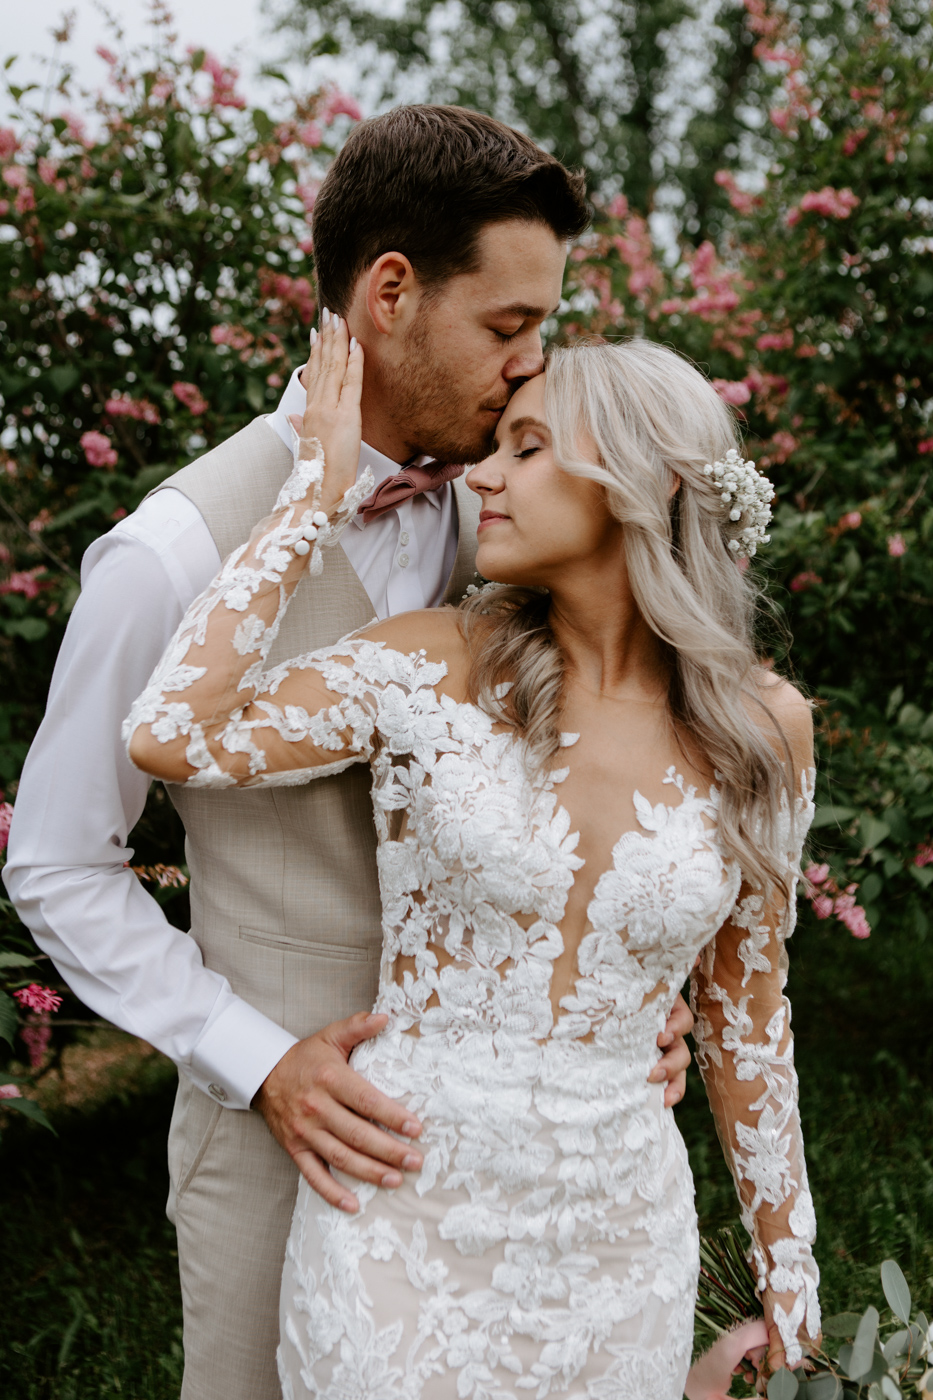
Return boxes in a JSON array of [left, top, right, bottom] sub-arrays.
[[125, 445, 821, 1400]]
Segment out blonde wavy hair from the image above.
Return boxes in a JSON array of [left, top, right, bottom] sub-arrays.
[[460, 338, 798, 895]]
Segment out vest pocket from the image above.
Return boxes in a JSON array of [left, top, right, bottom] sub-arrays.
[[239, 926, 379, 961]]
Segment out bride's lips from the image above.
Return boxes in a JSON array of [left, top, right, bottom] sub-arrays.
[[478, 510, 510, 532]]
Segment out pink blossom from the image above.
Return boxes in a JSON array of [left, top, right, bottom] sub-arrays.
[[606, 194, 629, 219], [839, 510, 862, 531], [258, 269, 315, 325], [0, 127, 18, 161], [0, 200, 9, 217], [80, 430, 118, 468], [298, 122, 323, 149], [62, 111, 93, 148], [2, 165, 27, 189], [843, 128, 868, 156], [13, 984, 64, 1014], [29, 509, 52, 533], [887, 533, 906, 557], [0, 801, 12, 851], [833, 891, 871, 939], [37, 157, 59, 186], [770, 107, 791, 133], [105, 393, 161, 425], [768, 430, 798, 462], [96, 45, 118, 65], [785, 206, 801, 228], [266, 373, 283, 388], [210, 323, 253, 350], [791, 571, 822, 592], [756, 330, 794, 352], [0, 1083, 23, 1099], [712, 379, 752, 407], [798, 186, 860, 219], [917, 438, 933, 454], [296, 182, 319, 215], [15, 187, 35, 214], [713, 169, 759, 216], [319, 89, 363, 124], [297, 235, 314, 255], [0, 568, 44, 600], [198, 51, 246, 110], [805, 863, 830, 887], [21, 1020, 52, 1069], [914, 842, 933, 868], [172, 381, 209, 415], [111, 506, 127, 521], [811, 894, 834, 919]]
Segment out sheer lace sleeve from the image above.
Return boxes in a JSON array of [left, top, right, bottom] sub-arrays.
[[690, 768, 820, 1367], [122, 437, 394, 788]]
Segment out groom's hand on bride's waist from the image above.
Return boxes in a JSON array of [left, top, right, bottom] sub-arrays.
[[252, 1012, 423, 1214], [649, 992, 693, 1108]]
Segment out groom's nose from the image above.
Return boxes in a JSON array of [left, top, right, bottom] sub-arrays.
[[502, 332, 545, 384]]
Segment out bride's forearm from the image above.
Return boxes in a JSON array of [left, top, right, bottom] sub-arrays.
[[124, 436, 373, 784]]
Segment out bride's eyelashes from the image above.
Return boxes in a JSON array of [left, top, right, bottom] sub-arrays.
[[515, 447, 541, 460]]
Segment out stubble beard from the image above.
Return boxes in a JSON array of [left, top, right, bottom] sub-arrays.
[[382, 315, 503, 468]]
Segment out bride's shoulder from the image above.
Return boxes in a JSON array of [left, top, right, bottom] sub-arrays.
[[353, 606, 468, 671], [753, 669, 814, 768]]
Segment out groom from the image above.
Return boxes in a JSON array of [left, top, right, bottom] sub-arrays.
[[5, 106, 695, 1400]]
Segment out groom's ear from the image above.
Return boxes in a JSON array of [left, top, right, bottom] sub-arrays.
[[364, 252, 420, 338]]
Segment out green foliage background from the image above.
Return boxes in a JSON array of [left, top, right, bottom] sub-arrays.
[[1, 2, 932, 1391]]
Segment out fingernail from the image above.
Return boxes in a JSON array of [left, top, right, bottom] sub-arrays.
[[309, 327, 318, 344], [350, 336, 358, 351], [401, 1119, 420, 1136], [381, 1171, 402, 1189], [659, 1032, 673, 1046], [322, 307, 330, 325], [402, 1154, 421, 1171]]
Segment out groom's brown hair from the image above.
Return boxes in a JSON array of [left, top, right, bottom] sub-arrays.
[[312, 105, 589, 314]]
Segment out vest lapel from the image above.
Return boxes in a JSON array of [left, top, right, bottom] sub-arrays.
[[443, 474, 481, 605]]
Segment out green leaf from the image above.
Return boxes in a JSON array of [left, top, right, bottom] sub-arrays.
[[2, 617, 50, 642], [859, 815, 890, 851], [0, 951, 36, 968], [245, 377, 266, 413], [803, 1377, 842, 1399], [0, 990, 18, 1048], [885, 685, 904, 720], [850, 1306, 879, 1378], [2, 1096, 56, 1133], [910, 865, 933, 889], [47, 365, 80, 396], [859, 872, 883, 904], [823, 1312, 863, 1336], [897, 703, 925, 731], [879, 1377, 901, 1400], [768, 1369, 799, 1400], [880, 1259, 911, 1324], [810, 806, 857, 830]]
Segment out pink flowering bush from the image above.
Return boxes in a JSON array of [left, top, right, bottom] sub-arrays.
[[560, 0, 933, 944], [0, 14, 361, 1113]]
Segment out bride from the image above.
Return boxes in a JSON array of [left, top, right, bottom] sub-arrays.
[[126, 316, 820, 1397]]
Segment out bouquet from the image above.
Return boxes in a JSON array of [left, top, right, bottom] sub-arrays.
[[689, 1227, 933, 1400]]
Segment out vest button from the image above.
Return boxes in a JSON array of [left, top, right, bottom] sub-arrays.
[[208, 1083, 228, 1102]]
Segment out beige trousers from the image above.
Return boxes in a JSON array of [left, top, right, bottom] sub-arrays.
[[169, 1075, 298, 1400]]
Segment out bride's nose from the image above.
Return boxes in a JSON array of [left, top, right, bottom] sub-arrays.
[[465, 457, 506, 496]]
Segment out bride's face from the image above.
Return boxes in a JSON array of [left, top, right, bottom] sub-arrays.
[[466, 374, 621, 589]]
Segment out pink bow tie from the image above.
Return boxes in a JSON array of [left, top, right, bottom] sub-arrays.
[[357, 462, 463, 525]]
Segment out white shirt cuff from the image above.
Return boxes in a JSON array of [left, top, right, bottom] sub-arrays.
[[189, 999, 298, 1110]]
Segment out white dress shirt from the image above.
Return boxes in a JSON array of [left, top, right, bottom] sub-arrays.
[[2, 369, 461, 1109]]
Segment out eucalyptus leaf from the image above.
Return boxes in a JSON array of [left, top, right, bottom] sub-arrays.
[[768, 1370, 799, 1400], [880, 1377, 901, 1400], [823, 1313, 862, 1337], [850, 1307, 879, 1379], [880, 1259, 911, 1324], [803, 1378, 842, 1400], [882, 1328, 910, 1362]]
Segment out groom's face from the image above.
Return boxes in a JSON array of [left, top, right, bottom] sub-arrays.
[[385, 219, 567, 465]]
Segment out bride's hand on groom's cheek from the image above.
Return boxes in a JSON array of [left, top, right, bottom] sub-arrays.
[[288, 309, 364, 510], [253, 1011, 424, 1214]]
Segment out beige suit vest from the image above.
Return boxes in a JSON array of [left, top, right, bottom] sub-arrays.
[[156, 416, 480, 1039]]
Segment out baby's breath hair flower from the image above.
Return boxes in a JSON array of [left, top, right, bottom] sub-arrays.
[[703, 447, 774, 558]]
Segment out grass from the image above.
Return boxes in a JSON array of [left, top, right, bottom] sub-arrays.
[[2, 914, 931, 1397]]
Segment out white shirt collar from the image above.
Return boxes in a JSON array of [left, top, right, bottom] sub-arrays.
[[266, 365, 443, 529]]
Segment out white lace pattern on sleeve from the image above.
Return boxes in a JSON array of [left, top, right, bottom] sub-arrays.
[[690, 769, 820, 1366], [122, 440, 375, 786]]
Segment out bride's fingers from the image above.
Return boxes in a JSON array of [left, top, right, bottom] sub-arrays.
[[340, 337, 364, 404]]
